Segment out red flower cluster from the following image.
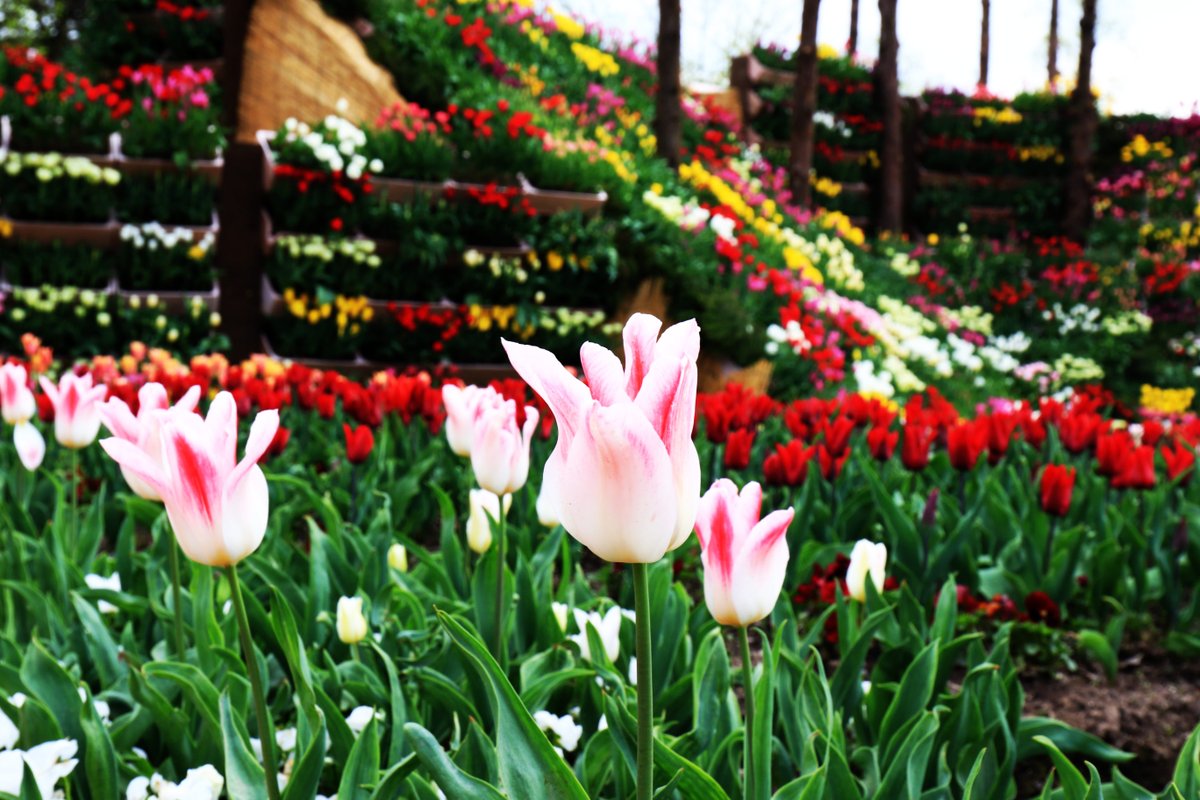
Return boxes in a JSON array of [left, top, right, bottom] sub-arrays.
[[2, 47, 132, 120]]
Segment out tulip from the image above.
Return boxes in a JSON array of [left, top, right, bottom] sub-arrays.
[[502, 313, 700, 563], [1039, 464, 1075, 517], [947, 420, 988, 471], [343, 423, 375, 464], [900, 423, 934, 471], [98, 391, 280, 567], [821, 415, 855, 459], [1058, 411, 1100, 454], [985, 412, 1018, 464], [0, 739, 79, 799], [1094, 429, 1131, 478], [336, 596, 368, 645], [98, 383, 202, 501], [568, 606, 624, 663], [694, 479, 793, 627], [0, 363, 36, 425], [39, 371, 108, 449], [1162, 440, 1195, 485], [762, 440, 813, 486], [387, 543, 408, 572], [470, 394, 538, 496], [441, 383, 491, 457], [845, 540, 887, 602], [13, 421, 45, 471], [723, 427, 755, 470], [466, 488, 511, 554], [1111, 445, 1156, 490], [866, 424, 897, 460]]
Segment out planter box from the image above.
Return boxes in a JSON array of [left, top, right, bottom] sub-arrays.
[[917, 166, 1033, 192], [373, 175, 448, 203], [2, 218, 120, 248], [518, 174, 607, 217], [117, 280, 220, 314]]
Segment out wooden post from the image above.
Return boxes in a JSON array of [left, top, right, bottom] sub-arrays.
[[655, 0, 683, 167], [1063, 0, 1097, 241], [979, 0, 990, 88], [1048, 0, 1059, 87], [848, 0, 860, 56], [877, 0, 902, 232], [788, 0, 822, 207], [216, 0, 265, 359]]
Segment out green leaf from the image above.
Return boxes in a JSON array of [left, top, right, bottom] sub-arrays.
[[18, 761, 40, 800], [878, 639, 938, 754], [404, 723, 506, 799], [70, 594, 124, 687], [144, 662, 222, 740], [436, 610, 590, 800], [20, 639, 83, 744], [1076, 630, 1117, 682], [281, 708, 327, 800], [338, 715, 381, 800], [750, 630, 775, 800], [1017, 717, 1133, 763], [1171, 721, 1200, 798], [220, 690, 269, 800], [1034, 735, 1088, 800]]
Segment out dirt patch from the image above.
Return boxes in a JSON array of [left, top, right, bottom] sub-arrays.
[[1018, 649, 1200, 796]]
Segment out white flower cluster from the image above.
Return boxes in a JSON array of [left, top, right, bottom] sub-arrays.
[[887, 250, 921, 277], [1101, 309, 1153, 336], [120, 223, 214, 257], [278, 234, 381, 268], [3, 152, 120, 185], [941, 305, 993, 336], [812, 111, 853, 139], [1053, 354, 1105, 383], [126, 766, 223, 800], [537, 308, 615, 338], [465, 250, 530, 283], [1169, 332, 1200, 378], [641, 189, 710, 229], [1044, 302, 1101, 336], [765, 320, 810, 357], [852, 360, 896, 398], [533, 710, 584, 757], [0, 696, 79, 798], [280, 116, 382, 179]]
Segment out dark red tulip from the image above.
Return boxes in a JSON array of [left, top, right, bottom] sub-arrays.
[[1058, 411, 1101, 454], [1162, 440, 1195, 485], [763, 440, 814, 486], [1095, 429, 1132, 478], [344, 423, 375, 465], [1111, 445, 1156, 490], [985, 412, 1018, 463], [901, 423, 935, 471], [1141, 420, 1164, 447], [1039, 464, 1075, 517], [262, 426, 290, 461], [948, 420, 989, 471], [821, 415, 856, 458], [817, 445, 848, 481], [316, 393, 337, 420], [723, 427, 755, 470], [866, 425, 898, 461]]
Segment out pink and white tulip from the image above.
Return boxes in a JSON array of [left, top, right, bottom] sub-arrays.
[[98, 382, 202, 501], [13, 422, 45, 472], [694, 479, 793, 627], [39, 372, 108, 449], [442, 383, 493, 457], [503, 313, 700, 563], [470, 393, 537, 496], [0, 364, 36, 425], [98, 392, 279, 567]]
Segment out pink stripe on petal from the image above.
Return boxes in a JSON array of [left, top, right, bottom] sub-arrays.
[[580, 342, 627, 406], [621, 314, 662, 397]]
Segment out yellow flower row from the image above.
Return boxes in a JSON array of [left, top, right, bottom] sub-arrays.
[[1140, 385, 1194, 414], [283, 288, 374, 336], [1121, 134, 1173, 163], [571, 42, 619, 77], [972, 106, 1022, 125]]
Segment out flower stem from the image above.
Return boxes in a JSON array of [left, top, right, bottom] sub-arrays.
[[1043, 516, 1059, 579], [169, 533, 185, 659], [228, 564, 282, 800], [633, 562, 654, 800], [739, 625, 755, 800], [493, 498, 507, 662], [70, 449, 80, 553]]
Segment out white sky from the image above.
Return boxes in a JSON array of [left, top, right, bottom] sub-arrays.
[[550, 0, 1200, 117]]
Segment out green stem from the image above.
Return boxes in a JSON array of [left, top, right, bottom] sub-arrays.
[[70, 449, 79, 554], [633, 562, 654, 800], [1043, 516, 1059, 580], [169, 534, 185, 659], [493, 498, 507, 662], [739, 626, 755, 800], [228, 564, 282, 800]]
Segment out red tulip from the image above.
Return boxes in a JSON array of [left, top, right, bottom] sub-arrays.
[[1094, 429, 1131, 478], [817, 445, 848, 481], [344, 423, 375, 464], [1111, 445, 1156, 490], [1141, 420, 1164, 447], [820, 415, 855, 458], [985, 412, 1018, 463], [316, 394, 336, 420], [1039, 464, 1075, 517], [723, 427, 755, 470], [1058, 411, 1101, 454], [947, 420, 988, 471], [1162, 440, 1195, 485], [900, 423, 935, 471], [763, 440, 814, 486], [866, 425, 897, 460], [264, 426, 290, 460]]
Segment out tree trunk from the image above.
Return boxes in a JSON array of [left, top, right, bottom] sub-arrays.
[[877, 0, 902, 232], [848, 0, 860, 56], [655, 0, 683, 166], [1048, 0, 1059, 87], [1063, 0, 1097, 241], [979, 0, 990, 88], [788, 0, 823, 207]]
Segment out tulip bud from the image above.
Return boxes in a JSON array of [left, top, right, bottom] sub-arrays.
[[470, 395, 538, 496], [921, 487, 939, 528], [336, 596, 368, 644], [13, 421, 45, 471], [466, 488, 511, 554], [552, 601, 570, 632], [39, 371, 107, 449], [1173, 518, 1189, 555], [845, 539, 887, 602], [441, 383, 489, 457], [0, 364, 36, 425], [387, 543, 408, 573]]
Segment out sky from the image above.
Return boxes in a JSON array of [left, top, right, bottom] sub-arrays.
[[548, 0, 1200, 117]]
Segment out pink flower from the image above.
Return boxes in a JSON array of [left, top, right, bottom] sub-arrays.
[[470, 394, 538, 496], [0, 364, 36, 425], [98, 392, 279, 566], [694, 479, 793, 627], [441, 383, 495, 457], [97, 382, 202, 501], [13, 422, 44, 472], [38, 372, 108, 449], [503, 313, 701, 563]]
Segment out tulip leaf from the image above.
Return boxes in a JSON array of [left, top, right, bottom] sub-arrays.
[[878, 639, 938, 753], [751, 630, 776, 800], [20, 638, 83, 744], [1171, 721, 1200, 798], [1034, 735, 1089, 800], [1076, 629, 1117, 682], [18, 761, 40, 800], [370, 641, 411, 764], [436, 610, 590, 800], [70, 593, 123, 687], [338, 715, 381, 800], [1016, 717, 1132, 763], [875, 710, 939, 800], [80, 687, 120, 800], [220, 689, 269, 800], [281, 707, 327, 800], [143, 662, 222, 741], [404, 722, 506, 799]]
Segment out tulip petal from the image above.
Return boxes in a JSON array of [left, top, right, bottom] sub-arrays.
[[37, 376, 59, 406], [621, 313, 663, 396], [580, 342, 628, 406], [503, 339, 590, 447], [729, 509, 792, 625], [654, 318, 701, 365], [220, 462, 269, 565], [99, 436, 168, 499], [558, 402, 677, 563], [13, 422, 45, 472], [138, 382, 170, 413], [97, 397, 140, 443], [635, 356, 700, 550], [176, 384, 202, 414], [203, 392, 239, 474], [227, 409, 281, 499], [159, 413, 226, 565]]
